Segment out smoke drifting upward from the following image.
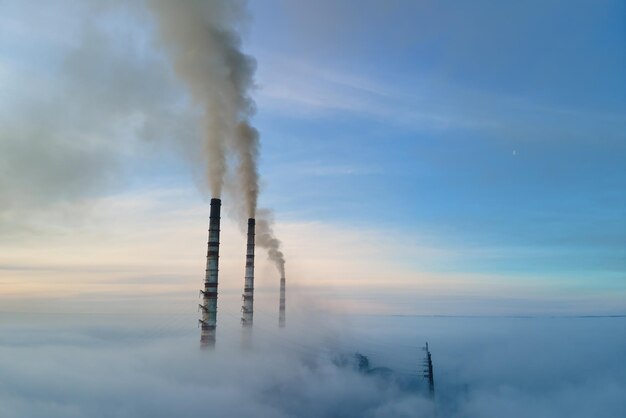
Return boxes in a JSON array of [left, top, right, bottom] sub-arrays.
[[256, 212, 286, 276], [235, 122, 260, 218], [149, 0, 258, 206], [150, 0, 284, 270]]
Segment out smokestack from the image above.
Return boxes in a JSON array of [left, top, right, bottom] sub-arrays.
[[199, 198, 221, 349], [279, 275, 286, 328], [241, 218, 255, 329], [423, 342, 435, 398]]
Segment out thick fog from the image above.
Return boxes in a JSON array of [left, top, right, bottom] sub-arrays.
[[0, 313, 624, 418]]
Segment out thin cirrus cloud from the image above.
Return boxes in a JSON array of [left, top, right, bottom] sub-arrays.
[[254, 52, 625, 148]]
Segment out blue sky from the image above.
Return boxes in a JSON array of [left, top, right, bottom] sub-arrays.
[[0, 0, 624, 315], [247, 0, 626, 282]]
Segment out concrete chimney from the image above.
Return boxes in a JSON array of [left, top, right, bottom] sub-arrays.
[[241, 218, 255, 329], [423, 342, 435, 398], [279, 275, 286, 328], [199, 198, 221, 349]]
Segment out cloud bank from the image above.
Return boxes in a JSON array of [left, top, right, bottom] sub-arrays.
[[0, 314, 624, 418], [0, 0, 202, 235]]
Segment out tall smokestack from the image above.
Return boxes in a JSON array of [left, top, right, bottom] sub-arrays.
[[241, 218, 255, 329], [200, 198, 221, 349], [279, 275, 286, 328], [151, 3, 288, 304]]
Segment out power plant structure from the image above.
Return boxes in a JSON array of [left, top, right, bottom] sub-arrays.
[[279, 275, 286, 328], [241, 218, 255, 330], [195, 201, 438, 403], [198, 200, 286, 348], [422, 342, 435, 398], [199, 198, 221, 349], [194, 199, 440, 405]]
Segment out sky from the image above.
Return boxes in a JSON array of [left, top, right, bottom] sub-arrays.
[[0, 0, 625, 316]]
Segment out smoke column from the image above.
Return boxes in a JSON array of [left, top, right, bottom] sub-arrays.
[[149, 0, 256, 201], [235, 122, 260, 218], [150, 0, 278, 229], [256, 212, 287, 327], [150, 0, 287, 296], [256, 213, 286, 277]]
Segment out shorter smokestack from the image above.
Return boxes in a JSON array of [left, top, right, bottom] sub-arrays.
[[200, 198, 221, 349], [423, 342, 435, 398], [279, 275, 286, 328], [241, 218, 255, 328]]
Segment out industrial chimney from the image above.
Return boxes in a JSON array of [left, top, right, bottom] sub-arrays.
[[279, 275, 286, 328], [422, 342, 435, 398], [199, 198, 221, 349], [241, 218, 255, 329]]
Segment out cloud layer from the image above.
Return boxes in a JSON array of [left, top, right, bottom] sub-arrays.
[[0, 314, 624, 417]]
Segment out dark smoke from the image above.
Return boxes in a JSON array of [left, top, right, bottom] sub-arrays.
[[149, 0, 257, 207], [150, 0, 283, 268], [235, 122, 260, 218], [256, 210, 286, 276]]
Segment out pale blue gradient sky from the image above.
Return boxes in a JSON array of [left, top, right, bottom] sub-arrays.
[[248, 0, 626, 287], [0, 0, 624, 315]]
